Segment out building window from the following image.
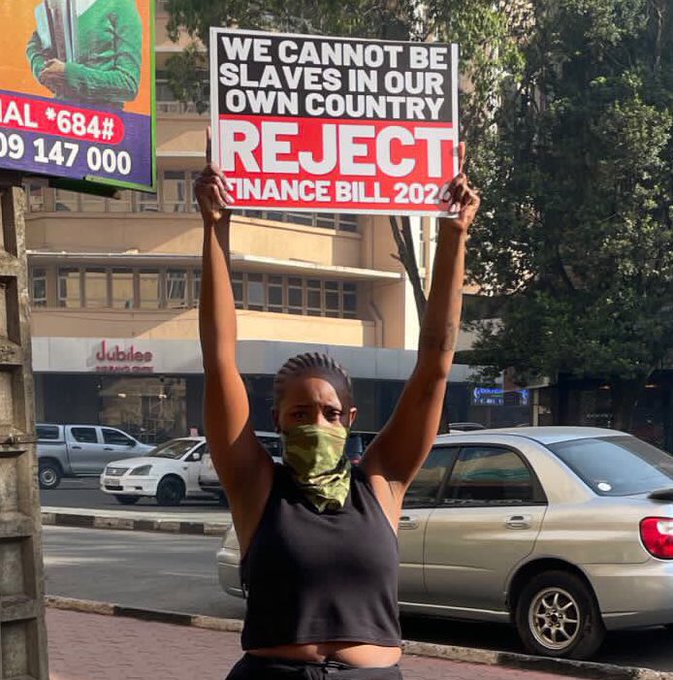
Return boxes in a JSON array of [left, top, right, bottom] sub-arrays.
[[232, 272, 244, 309], [31, 267, 48, 307], [192, 269, 202, 307], [239, 210, 359, 232], [84, 268, 108, 308], [163, 171, 187, 213], [268, 275, 284, 313], [24, 183, 45, 212], [343, 283, 357, 318], [288, 277, 304, 315], [307, 279, 322, 317], [111, 268, 134, 309], [137, 190, 159, 213], [325, 281, 340, 316], [58, 268, 81, 308], [166, 269, 188, 309], [246, 273, 264, 311], [139, 269, 161, 308]]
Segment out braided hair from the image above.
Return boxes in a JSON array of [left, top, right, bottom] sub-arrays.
[[273, 352, 353, 409]]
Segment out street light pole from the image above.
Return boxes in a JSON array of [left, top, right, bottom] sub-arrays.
[[0, 173, 49, 679]]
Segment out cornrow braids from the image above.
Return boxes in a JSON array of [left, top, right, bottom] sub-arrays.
[[273, 352, 353, 409]]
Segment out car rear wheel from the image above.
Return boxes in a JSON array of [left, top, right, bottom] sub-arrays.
[[114, 495, 140, 505], [156, 477, 185, 506], [515, 570, 605, 660], [38, 461, 62, 489]]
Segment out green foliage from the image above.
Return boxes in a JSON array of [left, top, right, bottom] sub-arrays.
[[468, 0, 673, 414]]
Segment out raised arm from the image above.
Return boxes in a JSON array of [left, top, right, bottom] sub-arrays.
[[196, 133, 273, 549], [362, 144, 480, 513]]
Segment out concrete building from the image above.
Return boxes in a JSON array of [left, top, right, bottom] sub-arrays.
[[22, 2, 529, 442]]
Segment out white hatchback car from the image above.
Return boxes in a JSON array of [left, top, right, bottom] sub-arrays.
[[100, 437, 216, 506]]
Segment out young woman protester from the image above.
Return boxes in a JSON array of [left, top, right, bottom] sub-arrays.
[[195, 132, 480, 680]]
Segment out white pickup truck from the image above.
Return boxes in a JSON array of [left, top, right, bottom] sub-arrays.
[[37, 423, 153, 489]]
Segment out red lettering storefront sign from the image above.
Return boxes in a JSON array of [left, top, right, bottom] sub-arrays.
[[93, 340, 154, 373]]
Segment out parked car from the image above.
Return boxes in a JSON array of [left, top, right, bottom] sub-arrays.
[[217, 426, 673, 660], [100, 437, 212, 506], [37, 423, 153, 490], [198, 432, 282, 503]]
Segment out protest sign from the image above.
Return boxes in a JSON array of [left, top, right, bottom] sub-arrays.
[[210, 29, 459, 215], [0, 0, 155, 192]]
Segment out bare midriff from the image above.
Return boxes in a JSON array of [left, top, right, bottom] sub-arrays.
[[248, 641, 402, 667]]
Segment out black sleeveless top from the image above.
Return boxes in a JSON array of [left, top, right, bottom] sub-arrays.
[[240, 463, 401, 650]]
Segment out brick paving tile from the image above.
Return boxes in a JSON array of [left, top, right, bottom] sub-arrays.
[[47, 609, 584, 680]]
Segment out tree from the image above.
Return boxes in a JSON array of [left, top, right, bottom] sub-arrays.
[[468, 0, 673, 431], [164, 0, 525, 325]]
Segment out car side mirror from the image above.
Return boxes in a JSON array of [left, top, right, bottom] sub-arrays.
[[130, 440, 137, 448], [192, 452, 202, 462]]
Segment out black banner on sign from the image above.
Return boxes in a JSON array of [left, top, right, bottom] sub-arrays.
[[210, 28, 459, 216], [215, 33, 453, 123]]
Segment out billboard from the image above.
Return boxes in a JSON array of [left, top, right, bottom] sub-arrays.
[[0, 0, 155, 192], [210, 29, 459, 216]]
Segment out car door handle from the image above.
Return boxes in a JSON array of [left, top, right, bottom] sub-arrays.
[[399, 515, 419, 530], [103, 447, 113, 451], [506, 515, 532, 530], [71, 445, 82, 450]]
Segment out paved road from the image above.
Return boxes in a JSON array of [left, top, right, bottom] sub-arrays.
[[40, 478, 226, 513], [43, 526, 673, 671]]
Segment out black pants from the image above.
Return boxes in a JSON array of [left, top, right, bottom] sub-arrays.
[[226, 654, 403, 679]]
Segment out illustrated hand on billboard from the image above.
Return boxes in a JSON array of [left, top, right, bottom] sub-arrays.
[[39, 59, 66, 93], [438, 142, 480, 233], [194, 128, 235, 225]]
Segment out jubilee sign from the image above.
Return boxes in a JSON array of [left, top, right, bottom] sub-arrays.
[[210, 29, 459, 215]]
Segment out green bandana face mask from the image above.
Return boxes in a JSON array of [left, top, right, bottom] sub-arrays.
[[281, 424, 351, 512]]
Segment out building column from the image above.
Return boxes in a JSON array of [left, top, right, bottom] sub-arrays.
[[0, 178, 49, 679]]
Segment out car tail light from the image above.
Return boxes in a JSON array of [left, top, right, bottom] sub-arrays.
[[640, 517, 673, 559]]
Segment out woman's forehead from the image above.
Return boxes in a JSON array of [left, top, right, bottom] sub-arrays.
[[281, 374, 344, 408]]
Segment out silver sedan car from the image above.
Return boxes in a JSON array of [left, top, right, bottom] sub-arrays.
[[217, 427, 673, 660]]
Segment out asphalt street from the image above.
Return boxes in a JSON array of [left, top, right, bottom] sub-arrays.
[[43, 525, 673, 671], [40, 478, 226, 513]]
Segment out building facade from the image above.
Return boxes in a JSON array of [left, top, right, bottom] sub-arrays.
[[23, 2, 530, 442]]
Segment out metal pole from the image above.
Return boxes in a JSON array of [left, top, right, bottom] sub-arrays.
[[0, 172, 49, 680]]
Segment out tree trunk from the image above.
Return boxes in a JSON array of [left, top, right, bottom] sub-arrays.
[[388, 215, 427, 324], [610, 377, 648, 433]]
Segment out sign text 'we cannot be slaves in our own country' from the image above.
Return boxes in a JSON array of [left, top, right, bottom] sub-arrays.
[[210, 29, 459, 215]]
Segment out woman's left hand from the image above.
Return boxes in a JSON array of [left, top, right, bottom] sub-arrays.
[[438, 142, 480, 233]]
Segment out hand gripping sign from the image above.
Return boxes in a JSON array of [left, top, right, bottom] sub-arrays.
[[210, 29, 459, 216]]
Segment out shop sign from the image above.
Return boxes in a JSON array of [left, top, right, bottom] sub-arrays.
[[93, 339, 154, 373]]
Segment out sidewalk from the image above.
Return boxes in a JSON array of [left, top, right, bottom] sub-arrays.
[[47, 609, 586, 680], [42, 505, 231, 535]]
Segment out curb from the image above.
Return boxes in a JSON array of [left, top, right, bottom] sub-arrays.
[[41, 510, 230, 536], [44, 596, 672, 679]]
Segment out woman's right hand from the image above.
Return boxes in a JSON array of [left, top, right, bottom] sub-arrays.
[[194, 129, 234, 224]]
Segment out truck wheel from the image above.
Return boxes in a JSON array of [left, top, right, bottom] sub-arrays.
[[114, 495, 140, 505], [156, 477, 185, 506], [38, 461, 62, 489], [515, 570, 605, 659]]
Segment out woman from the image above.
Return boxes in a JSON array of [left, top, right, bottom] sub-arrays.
[[196, 133, 480, 679]]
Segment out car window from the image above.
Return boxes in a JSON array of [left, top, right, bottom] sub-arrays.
[[37, 425, 60, 440], [149, 439, 198, 459], [443, 446, 536, 505], [547, 436, 673, 496], [102, 428, 133, 446], [70, 427, 98, 444], [403, 446, 459, 508], [258, 436, 281, 457]]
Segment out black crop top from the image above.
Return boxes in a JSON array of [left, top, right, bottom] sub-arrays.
[[240, 463, 401, 650]]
